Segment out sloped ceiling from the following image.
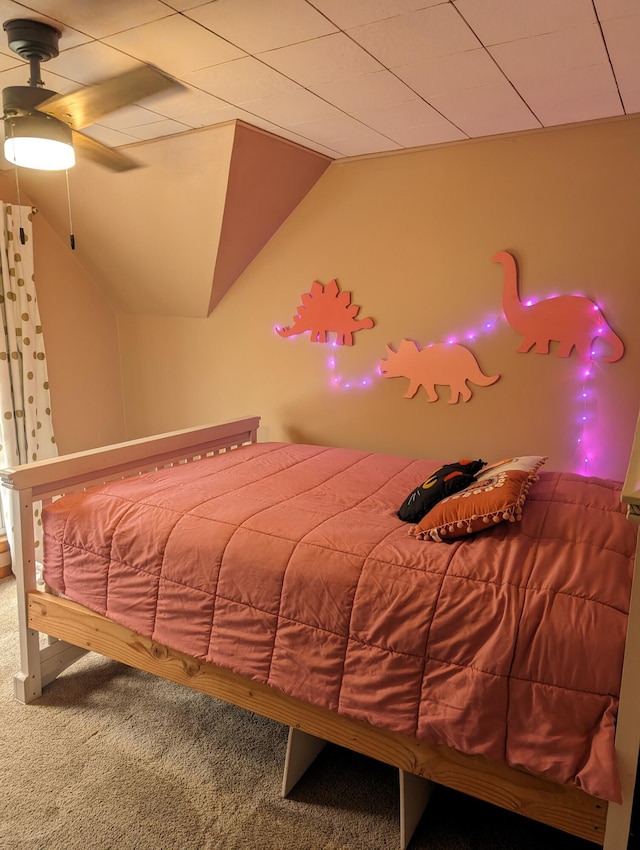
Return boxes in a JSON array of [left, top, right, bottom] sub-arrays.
[[15, 120, 331, 317]]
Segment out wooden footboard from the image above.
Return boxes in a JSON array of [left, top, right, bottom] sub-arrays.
[[3, 412, 639, 850]]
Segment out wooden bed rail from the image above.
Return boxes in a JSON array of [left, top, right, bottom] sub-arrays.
[[0, 416, 260, 499]]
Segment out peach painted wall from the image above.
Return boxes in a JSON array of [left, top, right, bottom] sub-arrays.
[[117, 116, 640, 481], [0, 173, 126, 454]]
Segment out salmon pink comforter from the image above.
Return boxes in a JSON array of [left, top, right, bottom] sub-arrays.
[[42, 442, 637, 802]]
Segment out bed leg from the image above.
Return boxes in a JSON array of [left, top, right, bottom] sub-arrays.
[[8, 485, 42, 704], [399, 770, 434, 849], [281, 727, 326, 797]]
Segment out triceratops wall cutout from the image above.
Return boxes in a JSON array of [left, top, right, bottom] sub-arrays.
[[494, 250, 624, 362], [276, 279, 374, 346], [379, 340, 500, 404]]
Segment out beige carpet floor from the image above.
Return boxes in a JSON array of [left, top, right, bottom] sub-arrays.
[[0, 576, 618, 849]]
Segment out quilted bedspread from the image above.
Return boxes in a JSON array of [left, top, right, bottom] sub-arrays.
[[42, 442, 637, 803]]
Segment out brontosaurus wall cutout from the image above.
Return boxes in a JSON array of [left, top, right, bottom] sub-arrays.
[[494, 251, 624, 362], [276, 279, 374, 345], [379, 340, 500, 403]]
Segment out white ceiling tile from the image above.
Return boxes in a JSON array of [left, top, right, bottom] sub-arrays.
[[184, 56, 300, 101], [309, 0, 443, 30], [239, 89, 341, 126], [287, 113, 379, 144], [621, 89, 640, 112], [265, 126, 340, 156], [533, 91, 624, 126], [490, 24, 609, 80], [329, 133, 401, 155], [453, 0, 596, 46], [385, 121, 468, 147], [0, 52, 19, 72], [513, 64, 618, 107], [122, 117, 191, 140], [103, 14, 246, 75], [594, 0, 640, 20], [311, 70, 416, 112], [602, 14, 640, 95], [429, 82, 541, 135], [179, 104, 271, 128], [395, 49, 506, 98], [352, 99, 444, 134], [142, 84, 230, 119], [21, 0, 173, 39], [95, 105, 168, 130], [43, 41, 139, 85], [348, 4, 481, 68], [160, 0, 215, 9], [82, 124, 139, 147], [259, 32, 382, 86], [186, 0, 338, 53]]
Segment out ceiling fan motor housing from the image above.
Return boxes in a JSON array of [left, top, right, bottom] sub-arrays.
[[3, 18, 60, 61], [3, 85, 57, 115]]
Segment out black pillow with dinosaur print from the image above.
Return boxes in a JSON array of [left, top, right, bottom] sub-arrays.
[[398, 459, 487, 523]]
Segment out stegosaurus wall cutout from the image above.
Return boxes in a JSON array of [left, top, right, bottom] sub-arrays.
[[276, 279, 374, 346]]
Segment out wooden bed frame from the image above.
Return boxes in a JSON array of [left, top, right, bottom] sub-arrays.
[[3, 415, 640, 849]]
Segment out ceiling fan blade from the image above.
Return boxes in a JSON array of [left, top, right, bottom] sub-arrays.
[[71, 128, 139, 172], [36, 64, 182, 130]]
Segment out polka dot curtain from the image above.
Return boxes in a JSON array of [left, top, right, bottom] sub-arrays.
[[0, 203, 56, 565]]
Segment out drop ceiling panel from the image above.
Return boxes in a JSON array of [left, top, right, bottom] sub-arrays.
[[239, 88, 341, 126], [328, 133, 403, 155], [260, 32, 383, 86], [123, 117, 192, 140], [309, 0, 444, 30], [489, 24, 610, 80], [288, 113, 378, 145], [0, 0, 637, 164], [103, 14, 246, 75], [348, 4, 482, 68], [184, 56, 300, 101], [394, 49, 507, 98], [602, 14, 640, 94], [18, 0, 173, 39], [186, 0, 339, 53], [513, 64, 620, 108], [311, 70, 417, 112], [385, 120, 467, 147], [429, 82, 541, 135], [453, 0, 596, 45], [533, 91, 624, 126], [352, 99, 444, 135], [594, 0, 639, 20], [45, 41, 139, 85]]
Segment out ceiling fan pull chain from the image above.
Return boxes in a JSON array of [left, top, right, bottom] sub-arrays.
[[10, 122, 26, 245], [65, 168, 75, 250]]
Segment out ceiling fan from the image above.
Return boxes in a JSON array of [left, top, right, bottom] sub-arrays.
[[2, 18, 182, 172]]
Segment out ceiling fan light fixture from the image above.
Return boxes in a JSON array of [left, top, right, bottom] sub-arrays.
[[4, 112, 74, 170]]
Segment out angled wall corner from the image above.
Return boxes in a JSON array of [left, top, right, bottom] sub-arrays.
[[16, 121, 332, 319], [208, 122, 332, 315]]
